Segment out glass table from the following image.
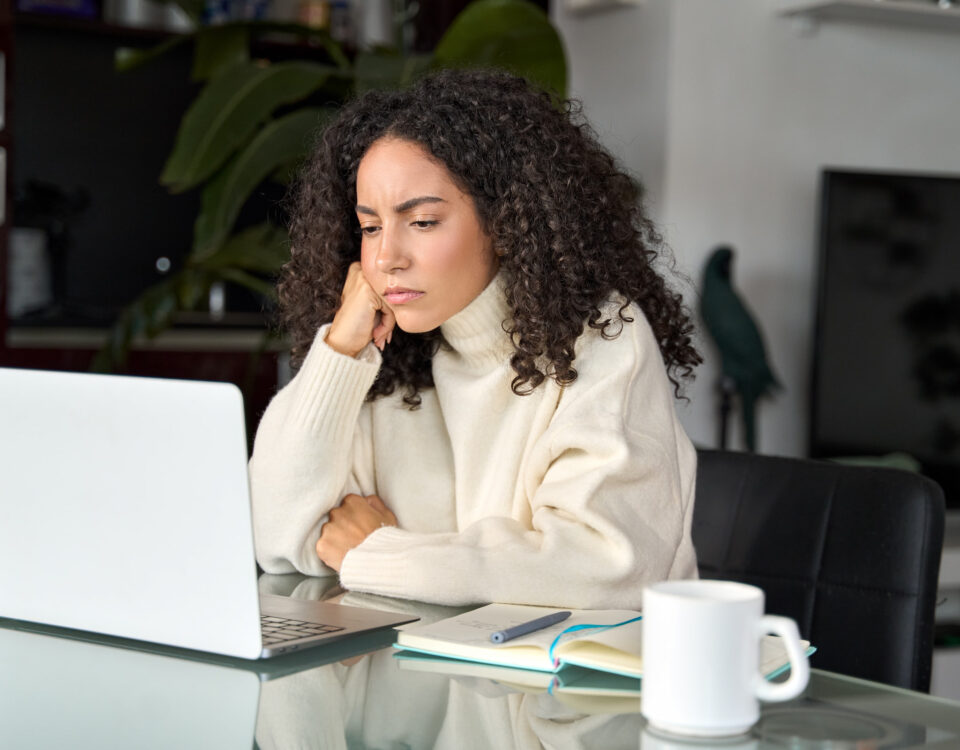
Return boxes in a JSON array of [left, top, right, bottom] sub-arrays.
[[3, 574, 960, 749]]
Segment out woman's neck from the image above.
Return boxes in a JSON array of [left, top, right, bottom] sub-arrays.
[[438, 272, 512, 370]]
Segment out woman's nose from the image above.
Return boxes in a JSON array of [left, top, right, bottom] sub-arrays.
[[375, 228, 409, 272]]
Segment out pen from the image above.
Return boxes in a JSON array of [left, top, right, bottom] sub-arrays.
[[490, 610, 572, 644]]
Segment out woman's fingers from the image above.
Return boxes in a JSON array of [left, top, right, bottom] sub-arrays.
[[365, 494, 398, 526], [371, 305, 396, 351], [340, 262, 363, 300], [317, 494, 390, 570], [316, 493, 399, 570], [327, 262, 396, 357]]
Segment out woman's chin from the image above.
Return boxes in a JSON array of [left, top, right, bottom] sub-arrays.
[[393, 312, 444, 335]]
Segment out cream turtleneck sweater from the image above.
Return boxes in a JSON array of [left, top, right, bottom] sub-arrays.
[[249, 276, 697, 608]]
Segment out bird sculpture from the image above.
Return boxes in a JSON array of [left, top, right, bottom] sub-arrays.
[[700, 245, 781, 452]]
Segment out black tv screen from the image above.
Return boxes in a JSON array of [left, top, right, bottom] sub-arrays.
[[811, 168, 960, 507]]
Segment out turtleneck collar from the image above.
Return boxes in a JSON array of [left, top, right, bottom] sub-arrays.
[[439, 271, 513, 370]]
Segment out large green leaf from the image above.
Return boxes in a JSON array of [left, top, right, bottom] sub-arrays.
[[176, 268, 213, 309], [270, 158, 304, 186], [160, 61, 337, 193], [217, 267, 279, 300], [354, 51, 432, 93], [433, 0, 567, 96], [115, 34, 191, 74], [192, 107, 332, 259], [93, 275, 182, 371], [194, 222, 289, 275], [192, 25, 251, 82], [244, 21, 352, 70], [171, 0, 203, 22]]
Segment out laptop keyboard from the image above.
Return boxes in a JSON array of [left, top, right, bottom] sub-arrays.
[[260, 615, 345, 646]]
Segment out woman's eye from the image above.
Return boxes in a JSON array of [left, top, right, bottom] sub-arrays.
[[412, 220, 439, 229], [360, 226, 381, 236]]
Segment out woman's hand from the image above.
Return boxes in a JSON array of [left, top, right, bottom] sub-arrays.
[[325, 262, 396, 357], [316, 494, 398, 572]]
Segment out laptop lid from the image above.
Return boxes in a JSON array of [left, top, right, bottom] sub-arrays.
[[0, 367, 263, 659]]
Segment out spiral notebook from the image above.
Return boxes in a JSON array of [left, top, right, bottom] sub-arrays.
[[394, 603, 812, 680]]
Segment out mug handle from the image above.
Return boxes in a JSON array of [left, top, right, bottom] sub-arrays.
[[753, 615, 810, 702]]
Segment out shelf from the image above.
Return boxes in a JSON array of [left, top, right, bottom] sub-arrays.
[[563, 0, 645, 13], [14, 11, 184, 41], [778, 0, 960, 32], [13, 12, 345, 61], [5, 324, 281, 352]]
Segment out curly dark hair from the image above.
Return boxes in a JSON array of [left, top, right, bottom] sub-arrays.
[[282, 68, 701, 406]]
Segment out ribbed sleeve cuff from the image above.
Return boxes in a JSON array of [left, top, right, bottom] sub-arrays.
[[287, 324, 381, 435], [339, 526, 461, 602]]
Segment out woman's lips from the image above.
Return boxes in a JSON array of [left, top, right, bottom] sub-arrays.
[[383, 288, 425, 305]]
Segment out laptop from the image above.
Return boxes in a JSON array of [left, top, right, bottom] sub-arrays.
[[0, 367, 417, 659]]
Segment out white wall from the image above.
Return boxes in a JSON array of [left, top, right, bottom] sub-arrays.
[[553, 0, 673, 215], [554, 0, 960, 456]]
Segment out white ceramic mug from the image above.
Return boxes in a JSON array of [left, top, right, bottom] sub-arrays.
[[641, 580, 809, 738]]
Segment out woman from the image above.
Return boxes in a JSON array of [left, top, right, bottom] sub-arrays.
[[249, 69, 701, 608]]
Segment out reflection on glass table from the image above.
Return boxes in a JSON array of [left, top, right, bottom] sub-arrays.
[[2, 576, 959, 749]]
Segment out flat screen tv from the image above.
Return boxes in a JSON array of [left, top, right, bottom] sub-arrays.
[[812, 168, 960, 508]]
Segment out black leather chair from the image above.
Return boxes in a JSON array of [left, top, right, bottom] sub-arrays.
[[692, 449, 945, 692]]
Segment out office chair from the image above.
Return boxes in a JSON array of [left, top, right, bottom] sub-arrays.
[[692, 449, 945, 692]]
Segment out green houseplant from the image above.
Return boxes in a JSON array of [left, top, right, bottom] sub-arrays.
[[95, 0, 566, 370]]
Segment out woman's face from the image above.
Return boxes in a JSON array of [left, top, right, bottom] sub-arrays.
[[355, 137, 498, 334]]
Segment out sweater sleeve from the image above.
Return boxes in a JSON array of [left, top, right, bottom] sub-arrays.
[[249, 325, 381, 576], [338, 317, 698, 609]]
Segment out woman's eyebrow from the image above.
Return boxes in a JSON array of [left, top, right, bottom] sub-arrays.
[[355, 196, 446, 216], [395, 196, 446, 213]]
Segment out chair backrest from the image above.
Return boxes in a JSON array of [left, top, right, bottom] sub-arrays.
[[692, 449, 945, 692]]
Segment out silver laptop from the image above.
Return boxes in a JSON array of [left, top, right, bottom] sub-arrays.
[[0, 367, 417, 659]]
